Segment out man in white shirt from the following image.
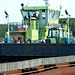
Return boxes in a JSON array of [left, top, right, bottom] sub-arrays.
[[55, 32, 59, 37]]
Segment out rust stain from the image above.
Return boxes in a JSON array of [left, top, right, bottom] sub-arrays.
[[30, 67, 75, 75], [56, 62, 69, 68], [2, 70, 22, 75]]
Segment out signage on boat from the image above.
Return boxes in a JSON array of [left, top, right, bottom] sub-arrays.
[[17, 28, 25, 31]]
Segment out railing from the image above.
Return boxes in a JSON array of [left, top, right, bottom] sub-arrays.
[[9, 21, 40, 31]]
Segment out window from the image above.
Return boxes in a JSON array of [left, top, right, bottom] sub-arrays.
[[49, 10, 55, 19], [30, 10, 39, 19], [54, 11, 60, 19], [41, 10, 45, 19], [22, 11, 29, 20], [49, 10, 60, 19], [30, 11, 36, 18], [21, 10, 39, 20]]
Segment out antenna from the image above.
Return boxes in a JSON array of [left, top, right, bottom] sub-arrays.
[[4, 10, 8, 16], [4, 10, 9, 18], [65, 9, 68, 15], [21, 3, 24, 9]]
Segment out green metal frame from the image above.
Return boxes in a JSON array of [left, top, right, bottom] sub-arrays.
[[8, 5, 67, 43]]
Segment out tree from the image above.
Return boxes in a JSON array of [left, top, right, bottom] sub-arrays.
[[60, 18, 75, 36]]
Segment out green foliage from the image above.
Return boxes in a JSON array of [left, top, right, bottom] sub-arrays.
[[60, 18, 75, 36], [0, 24, 8, 38], [0, 38, 3, 42]]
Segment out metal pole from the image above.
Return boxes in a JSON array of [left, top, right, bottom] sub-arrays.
[[65, 9, 70, 43], [8, 16, 9, 38], [22, 20, 23, 28], [7, 15, 10, 43], [4, 10, 10, 43], [67, 15, 70, 43], [47, 0, 49, 23]]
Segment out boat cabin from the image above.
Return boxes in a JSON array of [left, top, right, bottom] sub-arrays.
[[5, 3, 70, 43]]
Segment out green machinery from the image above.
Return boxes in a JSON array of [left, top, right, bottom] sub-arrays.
[[8, 2, 71, 43], [20, 5, 67, 43]]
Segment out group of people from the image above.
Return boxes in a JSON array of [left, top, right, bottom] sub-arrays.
[[10, 36, 25, 44], [10, 36, 17, 43], [1, 31, 59, 44], [1, 36, 19, 44], [1, 36, 32, 44]]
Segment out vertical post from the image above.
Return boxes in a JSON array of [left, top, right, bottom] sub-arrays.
[[4, 10, 10, 43], [22, 20, 24, 28], [65, 9, 70, 44], [28, 16, 31, 30], [38, 23, 39, 30], [47, 0, 49, 23], [7, 15, 10, 43], [8, 16, 9, 38], [67, 15, 70, 43]]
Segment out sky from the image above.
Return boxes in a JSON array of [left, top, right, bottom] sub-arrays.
[[0, 0, 75, 24]]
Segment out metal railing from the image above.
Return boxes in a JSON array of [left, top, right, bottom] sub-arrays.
[[9, 21, 40, 31]]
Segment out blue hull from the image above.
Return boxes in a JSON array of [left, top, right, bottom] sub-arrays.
[[0, 43, 75, 63], [0, 43, 75, 56]]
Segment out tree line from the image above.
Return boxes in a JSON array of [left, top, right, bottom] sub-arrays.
[[0, 24, 8, 41], [60, 18, 75, 36]]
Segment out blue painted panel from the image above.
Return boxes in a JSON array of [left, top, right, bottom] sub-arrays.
[[0, 44, 2, 55], [0, 43, 75, 56], [68, 44, 75, 55]]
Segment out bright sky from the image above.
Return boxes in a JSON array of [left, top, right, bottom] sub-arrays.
[[0, 0, 75, 24]]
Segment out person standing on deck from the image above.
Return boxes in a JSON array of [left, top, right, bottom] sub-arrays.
[[55, 32, 59, 37], [12, 37, 16, 43], [10, 36, 13, 43], [55, 32, 59, 43], [1, 38, 5, 43], [27, 37, 31, 43]]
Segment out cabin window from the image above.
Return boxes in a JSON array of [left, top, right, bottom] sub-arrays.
[[49, 10, 60, 19], [54, 11, 60, 19], [22, 11, 29, 20], [41, 9, 46, 25], [41, 10, 45, 19], [30, 11, 39, 19], [21, 10, 39, 20], [30, 11, 36, 17], [49, 10, 55, 19]]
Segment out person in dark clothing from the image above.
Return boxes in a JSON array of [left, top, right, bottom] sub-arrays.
[[12, 37, 16, 43], [24, 16, 28, 20], [45, 39, 51, 43], [27, 37, 31, 43], [41, 40, 44, 43]]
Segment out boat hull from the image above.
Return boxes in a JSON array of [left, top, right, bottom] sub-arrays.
[[0, 43, 75, 63], [0, 43, 75, 56]]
